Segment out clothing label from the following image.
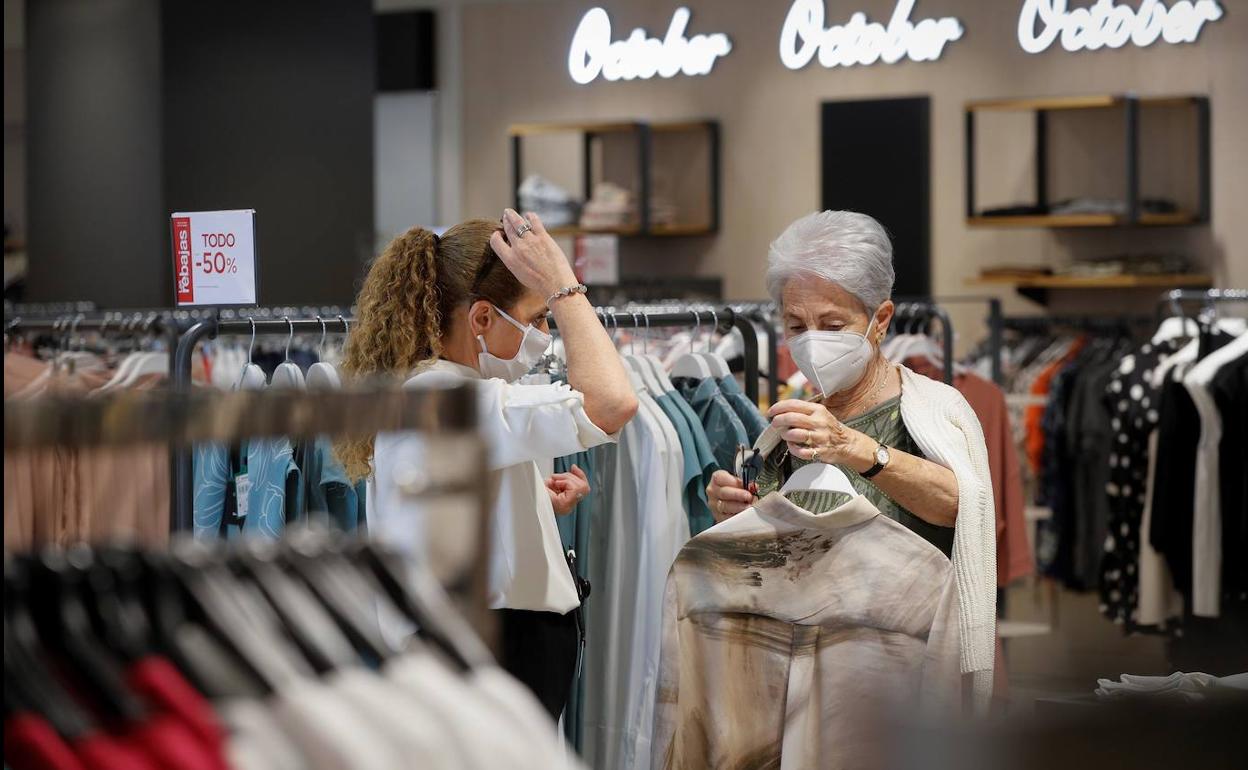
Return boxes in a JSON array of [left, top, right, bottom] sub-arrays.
[[169, 209, 259, 307], [234, 473, 251, 518]]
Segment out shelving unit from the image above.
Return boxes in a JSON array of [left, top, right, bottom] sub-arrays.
[[509, 119, 719, 238], [965, 94, 1210, 228], [968, 273, 1212, 304]]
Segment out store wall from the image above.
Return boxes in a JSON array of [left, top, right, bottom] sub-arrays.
[[458, 0, 1248, 321], [27, 0, 166, 307]]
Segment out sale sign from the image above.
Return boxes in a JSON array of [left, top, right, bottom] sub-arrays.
[[170, 209, 259, 306]]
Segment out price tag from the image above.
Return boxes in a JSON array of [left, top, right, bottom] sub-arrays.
[[170, 209, 259, 306]]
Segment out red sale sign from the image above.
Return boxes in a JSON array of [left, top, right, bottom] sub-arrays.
[[172, 216, 194, 303]]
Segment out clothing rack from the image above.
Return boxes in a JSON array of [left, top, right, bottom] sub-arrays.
[[1156, 288, 1248, 321], [549, 306, 764, 404], [889, 300, 956, 385]]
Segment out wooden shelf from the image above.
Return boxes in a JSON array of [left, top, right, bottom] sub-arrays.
[[508, 121, 642, 136], [547, 223, 714, 238], [967, 94, 1123, 112], [970, 274, 1212, 290], [967, 211, 1201, 228]]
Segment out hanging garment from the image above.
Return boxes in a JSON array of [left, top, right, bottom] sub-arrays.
[[1210, 352, 1248, 606], [652, 391, 717, 535], [303, 437, 363, 532], [1099, 338, 1184, 627], [1183, 332, 1248, 617], [1137, 431, 1184, 627], [671, 376, 749, 473], [652, 492, 962, 770], [192, 439, 301, 540], [715, 375, 769, 444]]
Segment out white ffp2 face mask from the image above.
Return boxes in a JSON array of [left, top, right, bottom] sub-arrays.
[[477, 304, 552, 382], [788, 317, 877, 397]]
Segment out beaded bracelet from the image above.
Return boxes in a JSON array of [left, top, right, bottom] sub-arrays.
[[547, 283, 588, 306]]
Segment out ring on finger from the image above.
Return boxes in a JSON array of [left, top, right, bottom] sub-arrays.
[[804, 429, 814, 447], [514, 221, 533, 238], [811, 446, 821, 463]]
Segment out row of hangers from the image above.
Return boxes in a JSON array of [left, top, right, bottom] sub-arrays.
[[4, 531, 491, 736], [6, 313, 170, 398], [232, 316, 346, 391]]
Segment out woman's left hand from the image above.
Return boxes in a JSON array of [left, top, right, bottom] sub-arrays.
[[767, 400, 870, 471], [546, 464, 591, 516]]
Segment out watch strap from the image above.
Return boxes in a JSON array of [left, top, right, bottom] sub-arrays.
[[862, 444, 888, 479]]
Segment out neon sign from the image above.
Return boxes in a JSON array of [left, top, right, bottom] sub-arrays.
[[1018, 0, 1225, 54], [779, 0, 964, 70], [567, 7, 732, 85]]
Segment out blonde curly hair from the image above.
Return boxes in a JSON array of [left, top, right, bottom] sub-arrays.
[[335, 218, 524, 481]]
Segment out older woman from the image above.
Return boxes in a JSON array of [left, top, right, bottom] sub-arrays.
[[706, 210, 997, 706]]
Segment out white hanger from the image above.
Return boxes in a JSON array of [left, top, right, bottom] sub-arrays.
[[306, 316, 343, 390], [641, 314, 677, 394], [95, 315, 144, 393], [269, 317, 306, 390], [781, 462, 858, 497], [671, 311, 714, 378], [236, 318, 268, 390], [116, 314, 169, 388]]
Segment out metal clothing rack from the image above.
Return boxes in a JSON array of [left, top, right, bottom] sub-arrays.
[[889, 300, 956, 385], [548, 306, 764, 404], [1156, 288, 1248, 321]]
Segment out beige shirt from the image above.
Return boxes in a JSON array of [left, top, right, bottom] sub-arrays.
[[652, 492, 962, 770]]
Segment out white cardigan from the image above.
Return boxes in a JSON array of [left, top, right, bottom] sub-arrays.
[[754, 365, 997, 711]]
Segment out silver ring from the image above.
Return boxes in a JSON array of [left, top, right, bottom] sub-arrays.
[[811, 447, 821, 463], [515, 222, 533, 238]]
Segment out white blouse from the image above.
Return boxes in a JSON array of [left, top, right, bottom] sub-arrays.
[[371, 359, 618, 614]]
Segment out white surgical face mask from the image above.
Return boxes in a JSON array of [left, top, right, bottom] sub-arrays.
[[477, 304, 552, 382], [788, 316, 877, 397]]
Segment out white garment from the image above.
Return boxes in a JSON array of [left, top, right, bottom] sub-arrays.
[[471, 666, 587, 769], [329, 668, 458, 769], [598, 374, 671, 770], [895, 365, 998, 711], [1136, 430, 1184, 627], [371, 358, 618, 613], [271, 678, 406, 770], [385, 652, 535, 770], [218, 698, 307, 770], [623, 381, 690, 770], [1182, 331, 1248, 618]]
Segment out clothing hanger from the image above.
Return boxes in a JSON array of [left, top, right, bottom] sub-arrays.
[[1153, 294, 1198, 344], [640, 312, 677, 393], [700, 309, 733, 378], [227, 539, 357, 675], [671, 311, 715, 378], [622, 312, 665, 395], [780, 462, 859, 497], [78, 544, 153, 664], [236, 317, 268, 390], [306, 316, 343, 390], [115, 313, 169, 388], [269, 317, 306, 389], [348, 539, 488, 672]]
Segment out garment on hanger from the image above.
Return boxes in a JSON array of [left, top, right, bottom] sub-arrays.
[[714, 375, 768, 444], [670, 375, 749, 473], [652, 492, 962, 769], [193, 439, 302, 540]]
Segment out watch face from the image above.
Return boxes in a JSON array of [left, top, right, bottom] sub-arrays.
[[875, 445, 890, 466]]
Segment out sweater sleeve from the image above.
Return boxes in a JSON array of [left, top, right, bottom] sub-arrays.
[[899, 367, 997, 714]]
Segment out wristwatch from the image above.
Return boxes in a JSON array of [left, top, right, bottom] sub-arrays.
[[862, 443, 891, 479]]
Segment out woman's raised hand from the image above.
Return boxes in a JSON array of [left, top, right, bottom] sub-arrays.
[[489, 209, 579, 299], [707, 470, 754, 524]]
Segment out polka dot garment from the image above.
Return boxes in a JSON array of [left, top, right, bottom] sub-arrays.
[[1098, 339, 1183, 627]]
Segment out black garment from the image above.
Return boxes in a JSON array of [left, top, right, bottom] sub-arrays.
[[1100, 339, 1182, 627], [1036, 356, 1084, 581], [1211, 352, 1248, 603], [1068, 358, 1121, 590], [493, 607, 580, 721], [1150, 329, 1236, 601], [1150, 374, 1201, 598]]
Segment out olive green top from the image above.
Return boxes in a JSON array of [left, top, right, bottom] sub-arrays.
[[756, 395, 955, 558]]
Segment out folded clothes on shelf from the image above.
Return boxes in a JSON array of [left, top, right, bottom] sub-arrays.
[[519, 174, 581, 228], [977, 198, 1180, 217], [1052, 254, 1192, 277], [979, 264, 1054, 278], [579, 182, 636, 229]]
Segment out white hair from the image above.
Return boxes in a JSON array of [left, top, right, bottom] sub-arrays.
[[765, 210, 895, 312]]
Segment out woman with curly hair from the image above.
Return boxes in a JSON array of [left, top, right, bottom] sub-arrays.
[[338, 209, 637, 719]]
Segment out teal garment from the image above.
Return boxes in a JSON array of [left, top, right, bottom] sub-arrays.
[[655, 392, 718, 535], [304, 437, 361, 532], [193, 438, 301, 539], [716, 375, 769, 444], [554, 449, 594, 753], [671, 376, 750, 473]]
